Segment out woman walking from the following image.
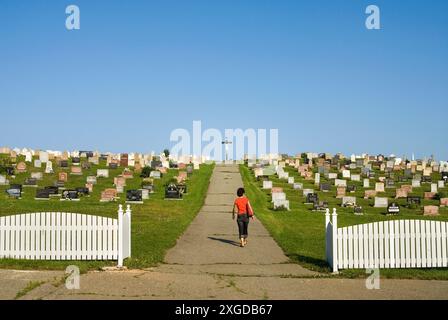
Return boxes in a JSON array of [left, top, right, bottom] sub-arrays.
[[232, 188, 255, 247]]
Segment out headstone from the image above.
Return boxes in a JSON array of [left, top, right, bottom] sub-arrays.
[[412, 179, 421, 188], [395, 188, 408, 199], [306, 193, 318, 204], [374, 197, 388, 208], [335, 179, 347, 187], [150, 171, 161, 179], [347, 185, 356, 193], [364, 190, 377, 199], [86, 176, 97, 184], [141, 189, 150, 200], [70, 167, 82, 175], [165, 183, 182, 199], [440, 198, 448, 207], [438, 181, 445, 189], [431, 183, 438, 193], [314, 173, 320, 186], [423, 205, 439, 216], [351, 174, 361, 182], [424, 192, 436, 200], [342, 170, 351, 179], [35, 189, 50, 200], [375, 183, 385, 193], [97, 169, 109, 178], [100, 189, 118, 202], [272, 192, 287, 202], [407, 196, 421, 206], [6, 185, 21, 198], [31, 172, 43, 180], [45, 161, 53, 174], [363, 179, 370, 188], [328, 173, 338, 180], [288, 177, 295, 184], [59, 160, 69, 168], [354, 205, 363, 215], [271, 187, 283, 193], [34, 160, 42, 168], [0, 175, 8, 185], [126, 190, 143, 203], [385, 179, 395, 188], [85, 183, 94, 193], [302, 189, 314, 197], [342, 196, 356, 207], [387, 203, 400, 215], [293, 183, 303, 190], [336, 186, 346, 198], [320, 183, 331, 192], [58, 172, 68, 182], [273, 199, 290, 210], [263, 181, 273, 189]]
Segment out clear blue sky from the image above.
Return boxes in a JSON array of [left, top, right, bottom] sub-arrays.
[[1, 0, 447, 159]]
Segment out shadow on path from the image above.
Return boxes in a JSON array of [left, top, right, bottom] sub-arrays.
[[208, 237, 240, 247]]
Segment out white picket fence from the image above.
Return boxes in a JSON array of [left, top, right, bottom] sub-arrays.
[[0, 205, 131, 267], [325, 209, 448, 272]]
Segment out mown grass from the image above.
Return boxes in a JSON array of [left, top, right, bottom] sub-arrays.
[[0, 156, 214, 271], [240, 164, 448, 280]]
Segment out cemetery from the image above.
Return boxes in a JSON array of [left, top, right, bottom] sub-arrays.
[[241, 152, 448, 278], [0, 148, 213, 270]]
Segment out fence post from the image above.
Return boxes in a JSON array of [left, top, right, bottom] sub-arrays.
[[118, 205, 124, 267], [325, 208, 331, 265], [332, 208, 339, 273]]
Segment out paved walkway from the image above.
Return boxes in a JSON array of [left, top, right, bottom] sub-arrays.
[[2, 165, 448, 300]]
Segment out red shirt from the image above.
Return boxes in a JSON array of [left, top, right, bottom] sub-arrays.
[[234, 197, 254, 216]]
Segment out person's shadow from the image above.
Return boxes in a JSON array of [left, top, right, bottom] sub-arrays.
[[208, 237, 240, 247]]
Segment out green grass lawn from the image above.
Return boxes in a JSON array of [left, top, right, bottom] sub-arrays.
[[240, 164, 448, 280], [0, 157, 214, 272]]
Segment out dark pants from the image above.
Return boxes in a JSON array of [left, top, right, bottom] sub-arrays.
[[237, 214, 250, 239]]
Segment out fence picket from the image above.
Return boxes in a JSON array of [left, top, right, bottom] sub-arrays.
[[379, 222, 384, 268], [358, 225, 364, 268], [384, 221, 390, 268], [405, 220, 410, 267], [373, 223, 379, 268], [410, 220, 416, 267], [442, 222, 447, 267], [426, 221, 432, 267], [363, 224, 369, 268]]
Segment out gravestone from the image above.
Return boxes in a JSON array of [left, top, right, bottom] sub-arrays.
[[70, 167, 82, 175], [59, 160, 69, 168], [306, 193, 318, 204], [61, 190, 79, 201], [407, 196, 421, 206], [35, 189, 50, 200], [100, 189, 118, 202], [320, 183, 331, 192], [126, 190, 143, 204], [120, 154, 129, 167], [364, 190, 377, 199], [342, 196, 356, 207], [85, 183, 94, 193], [288, 177, 295, 184], [34, 160, 42, 168], [82, 162, 91, 170], [342, 170, 351, 179], [141, 189, 150, 200], [395, 188, 408, 198], [302, 189, 314, 197], [150, 170, 161, 179], [263, 181, 273, 189], [87, 176, 97, 185], [0, 175, 8, 185], [354, 205, 363, 215], [328, 173, 338, 180], [423, 205, 439, 216], [293, 183, 303, 190], [335, 179, 347, 187], [314, 173, 320, 186], [75, 187, 89, 196], [438, 181, 445, 189], [109, 163, 118, 169], [97, 169, 109, 178], [271, 187, 283, 193], [16, 162, 27, 173], [424, 192, 436, 200], [440, 198, 448, 207], [351, 174, 361, 182], [431, 183, 438, 193], [374, 197, 388, 208], [273, 199, 290, 210], [347, 185, 356, 193], [272, 192, 287, 202], [386, 179, 395, 188], [58, 172, 68, 182], [363, 179, 370, 188], [165, 183, 182, 199], [6, 186, 21, 198], [24, 178, 38, 187], [412, 179, 421, 188], [45, 161, 53, 174], [336, 186, 346, 198], [375, 183, 385, 193], [387, 203, 400, 215], [31, 172, 43, 180]]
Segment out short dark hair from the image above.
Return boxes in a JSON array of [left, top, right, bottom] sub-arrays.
[[237, 188, 245, 197]]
